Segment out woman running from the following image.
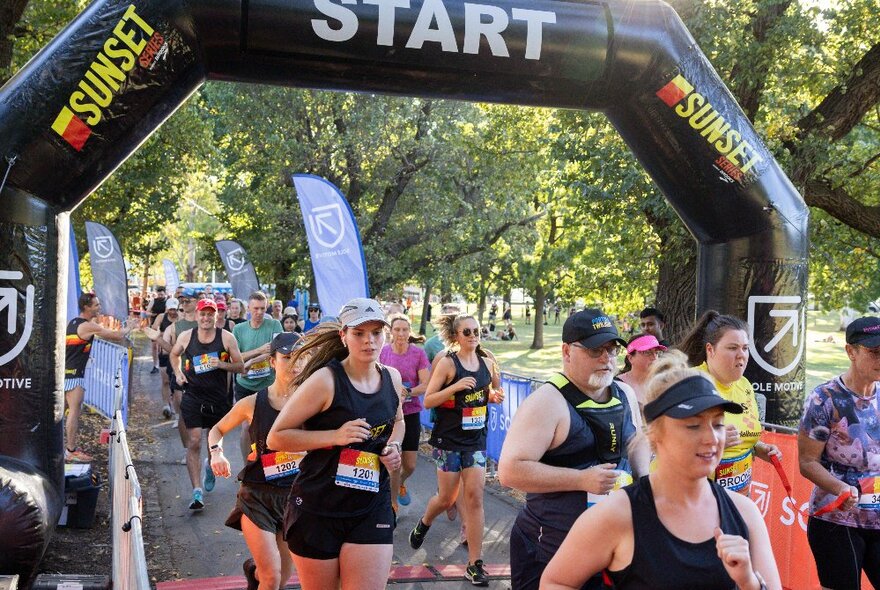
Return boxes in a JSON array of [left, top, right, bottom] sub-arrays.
[[678, 311, 780, 495], [616, 333, 667, 409], [541, 351, 781, 590], [207, 332, 303, 590], [409, 313, 502, 586], [266, 298, 404, 590], [379, 313, 430, 512]]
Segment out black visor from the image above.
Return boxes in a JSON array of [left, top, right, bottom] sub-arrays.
[[644, 375, 743, 423]]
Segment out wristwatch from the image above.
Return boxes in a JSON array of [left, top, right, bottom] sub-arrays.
[[404, 387, 412, 397]]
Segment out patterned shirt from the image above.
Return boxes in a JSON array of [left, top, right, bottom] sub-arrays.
[[801, 376, 880, 528]]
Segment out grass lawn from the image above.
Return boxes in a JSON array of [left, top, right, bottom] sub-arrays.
[[449, 306, 849, 393]]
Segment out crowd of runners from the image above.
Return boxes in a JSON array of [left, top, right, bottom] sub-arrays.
[[63, 288, 880, 589]]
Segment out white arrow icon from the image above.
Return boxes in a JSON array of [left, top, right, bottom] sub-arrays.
[[747, 295, 805, 377], [764, 308, 799, 353], [308, 204, 346, 249], [0, 270, 35, 367], [312, 212, 338, 237], [0, 286, 18, 334]]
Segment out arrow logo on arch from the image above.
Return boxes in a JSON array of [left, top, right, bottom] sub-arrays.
[[747, 295, 805, 377]]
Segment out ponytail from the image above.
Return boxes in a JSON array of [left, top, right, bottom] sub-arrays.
[[676, 310, 748, 366], [288, 322, 347, 387]]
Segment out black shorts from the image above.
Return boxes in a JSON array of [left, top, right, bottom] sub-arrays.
[[808, 517, 880, 589], [158, 353, 170, 368], [165, 365, 182, 392], [510, 522, 604, 590], [285, 504, 394, 560], [402, 412, 421, 452], [226, 482, 289, 534], [233, 380, 258, 402], [180, 393, 230, 430]]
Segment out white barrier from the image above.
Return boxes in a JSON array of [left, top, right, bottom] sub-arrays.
[[109, 411, 150, 590], [84, 339, 131, 424]]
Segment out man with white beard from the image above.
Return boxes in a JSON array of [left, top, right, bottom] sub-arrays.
[[498, 309, 650, 590]]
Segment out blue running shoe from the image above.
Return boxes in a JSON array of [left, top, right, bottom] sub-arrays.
[[398, 484, 411, 506], [189, 488, 204, 511], [203, 459, 215, 492]]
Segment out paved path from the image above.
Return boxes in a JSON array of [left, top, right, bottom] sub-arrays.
[[129, 345, 519, 589]]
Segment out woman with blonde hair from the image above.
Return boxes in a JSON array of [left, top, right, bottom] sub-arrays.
[[409, 313, 503, 586], [541, 351, 781, 590], [266, 299, 404, 590]]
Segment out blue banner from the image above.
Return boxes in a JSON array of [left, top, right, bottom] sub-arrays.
[[293, 175, 369, 318], [85, 221, 129, 321], [215, 240, 260, 301], [162, 258, 180, 293], [83, 338, 131, 425], [67, 222, 81, 321]]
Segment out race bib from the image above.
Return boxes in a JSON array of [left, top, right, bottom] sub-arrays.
[[246, 359, 271, 379], [462, 406, 487, 430], [859, 476, 880, 510], [587, 471, 633, 508], [715, 449, 753, 493], [192, 352, 219, 374], [335, 449, 380, 492], [261, 451, 305, 481]]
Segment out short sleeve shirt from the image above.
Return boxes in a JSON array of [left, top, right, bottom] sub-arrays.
[[379, 344, 430, 415], [233, 318, 283, 392], [423, 335, 445, 363], [801, 376, 880, 528]]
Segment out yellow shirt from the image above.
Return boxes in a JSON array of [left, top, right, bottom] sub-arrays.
[[697, 362, 762, 493]]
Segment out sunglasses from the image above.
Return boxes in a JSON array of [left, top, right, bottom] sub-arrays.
[[572, 343, 620, 359], [635, 349, 663, 358], [460, 328, 481, 338]]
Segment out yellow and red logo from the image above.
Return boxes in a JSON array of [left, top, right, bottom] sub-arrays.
[[656, 74, 764, 183], [51, 4, 162, 151]]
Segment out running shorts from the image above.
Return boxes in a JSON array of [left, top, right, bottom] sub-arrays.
[[431, 448, 486, 472], [285, 504, 394, 560]]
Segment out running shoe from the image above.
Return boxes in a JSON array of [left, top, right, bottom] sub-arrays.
[[242, 558, 258, 590], [162, 404, 173, 419], [398, 484, 411, 506], [189, 489, 204, 511], [65, 448, 93, 463], [446, 503, 458, 521], [465, 560, 489, 586], [203, 459, 216, 492], [409, 519, 430, 550], [150, 366, 159, 374]]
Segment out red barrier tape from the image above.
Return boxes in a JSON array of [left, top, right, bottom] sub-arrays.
[[770, 454, 850, 517]]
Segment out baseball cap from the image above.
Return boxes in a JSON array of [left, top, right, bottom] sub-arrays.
[[626, 334, 667, 354], [562, 308, 626, 349], [196, 299, 217, 312], [283, 306, 299, 317], [215, 299, 227, 311], [165, 298, 179, 310], [270, 332, 302, 355], [847, 316, 880, 348], [644, 375, 743, 423], [338, 298, 389, 328], [308, 302, 321, 311]]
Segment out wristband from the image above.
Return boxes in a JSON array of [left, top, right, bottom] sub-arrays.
[[209, 444, 222, 452], [404, 387, 412, 397], [385, 441, 401, 452]]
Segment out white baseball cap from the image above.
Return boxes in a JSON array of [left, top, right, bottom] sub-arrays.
[[338, 298, 389, 328]]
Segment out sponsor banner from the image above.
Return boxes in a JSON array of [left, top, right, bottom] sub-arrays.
[[162, 258, 180, 293], [84, 338, 131, 425], [215, 240, 260, 301], [293, 175, 369, 318], [85, 221, 129, 321]]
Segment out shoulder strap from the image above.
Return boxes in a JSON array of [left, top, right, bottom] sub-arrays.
[[547, 373, 624, 410]]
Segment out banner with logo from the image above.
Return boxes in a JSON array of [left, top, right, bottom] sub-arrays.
[[293, 175, 369, 318], [162, 258, 180, 293], [68, 223, 82, 321], [215, 240, 260, 301], [85, 221, 129, 321]]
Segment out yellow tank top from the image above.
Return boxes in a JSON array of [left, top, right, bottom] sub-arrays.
[[697, 362, 762, 494]]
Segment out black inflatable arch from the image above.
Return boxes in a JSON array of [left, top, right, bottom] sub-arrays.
[[0, 0, 808, 580]]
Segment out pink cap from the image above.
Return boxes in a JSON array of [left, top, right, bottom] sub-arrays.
[[626, 334, 667, 354]]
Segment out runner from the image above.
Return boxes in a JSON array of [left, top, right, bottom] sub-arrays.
[[229, 298, 247, 325], [303, 303, 321, 332], [678, 311, 781, 495], [267, 298, 404, 590], [409, 313, 502, 586], [208, 332, 304, 590], [151, 297, 180, 419], [541, 350, 781, 590], [379, 313, 430, 513], [147, 286, 168, 373], [170, 299, 244, 510], [64, 293, 135, 462], [215, 299, 236, 332], [233, 291, 284, 461], [282, 311, 302, 334], [271, 300, 284, 321], [616, 333, 667, 409]]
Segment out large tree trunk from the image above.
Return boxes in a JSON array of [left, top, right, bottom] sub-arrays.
[[419, 281, 432, 335], [0, 0, 29, 84], [654, 232, 697, 344], [530, 282, 545, 350]]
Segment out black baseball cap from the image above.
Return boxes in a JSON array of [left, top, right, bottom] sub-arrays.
[[562, 308, 626, 349], [271, 332, 302, 355], [846, 316, 880, 348], [644, 375, 743, 423]]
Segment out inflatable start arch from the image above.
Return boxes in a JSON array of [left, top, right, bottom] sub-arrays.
[[0, 0, 808, 580]]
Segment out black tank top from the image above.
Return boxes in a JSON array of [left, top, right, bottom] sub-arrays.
[[151, 297, 167, 316], [182, 328, 229, 403], [157, 314, 174, 357], [289, 359, 398, 517], [239, 389, 300, 487], [608, 476, 749, 589], [65, 317, 92, 378], [429, 352, 491, 452]]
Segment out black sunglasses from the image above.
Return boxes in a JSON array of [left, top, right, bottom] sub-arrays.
[[460, 328, 481, 337]]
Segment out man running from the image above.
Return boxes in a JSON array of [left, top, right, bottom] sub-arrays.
[[498, 308, 651, 589], [151, 297, 180, 419], [170, 298, 243, 510], [146, 286, 167, 373], [64, 293, 135, 462], [232, 291, 283, 461], [303, 302, 321, 332]]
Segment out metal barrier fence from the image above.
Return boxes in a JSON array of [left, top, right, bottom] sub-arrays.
[[109, 410, 150, 590], [84, 339, 131, 424]]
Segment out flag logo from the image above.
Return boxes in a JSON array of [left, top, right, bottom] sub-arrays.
[[225, 247, 247, 272], [0, 270, 35, 367], [308, 203, 346, 249], [92, 236, 115, 259], [51, 108, 92, 152], [655, 74, 694, 107]]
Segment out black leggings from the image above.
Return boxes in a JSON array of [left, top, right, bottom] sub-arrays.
[[808, 517, 880, 589]]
